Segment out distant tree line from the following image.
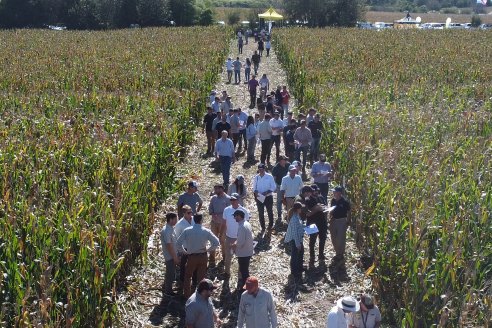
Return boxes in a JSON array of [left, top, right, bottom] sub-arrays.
[[284, 0, 365, 27], [0, 0, 214, 29], [366, 0, 490, 12]]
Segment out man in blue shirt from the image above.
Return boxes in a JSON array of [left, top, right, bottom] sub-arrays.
[[215, 130, 235, 188]]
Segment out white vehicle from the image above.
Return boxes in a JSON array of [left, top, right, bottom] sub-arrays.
[[374, 22, 393, 30], [419, 22, 445, 30]]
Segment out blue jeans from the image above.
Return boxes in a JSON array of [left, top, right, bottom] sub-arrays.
[[219, 155, 232, 185], [245, 67, 251, 82], [295, 145, 309, 168], [276, 184, 282, 219], [310, 138, 321, 162], [234, 70, 241, 83], [290, 240, 304, 279]]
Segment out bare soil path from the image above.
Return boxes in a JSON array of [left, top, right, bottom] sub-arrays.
[[116, 36, 371, 328]]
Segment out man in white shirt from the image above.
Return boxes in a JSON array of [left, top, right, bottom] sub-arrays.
[[326, 296, 359, 328], [269, 111, 284, 162], [257, 113, 273, 165], [226, 58, 233, 83], [222, 193, 250, 276], [252, 163, 277, 231], [221, 96, 234, 113], [280, 165, 304, 214], [259, 74, 270, 93], [237, 276, 278, 328]]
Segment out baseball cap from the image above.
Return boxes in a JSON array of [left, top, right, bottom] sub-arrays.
[[258, 163, 266, 169], [331, 186, 343, 192], [197, 279, 218, 293], [288, 165, 296, 171], [301, 186, 314, 193], [292, 160, 301, 167], [188, 181, 198, 189], [236, 174, 245, 182], [230, 193, 240, 200], [310, 184, 319, 191], [243, 276, 259, 290], [233, 209, 245, 218]]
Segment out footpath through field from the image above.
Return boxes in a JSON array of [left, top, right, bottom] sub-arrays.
[[117, 35, 371, 328]]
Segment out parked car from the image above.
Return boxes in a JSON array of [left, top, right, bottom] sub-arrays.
[[480, 23, 492, 30]]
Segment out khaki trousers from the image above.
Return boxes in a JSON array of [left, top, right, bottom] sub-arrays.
[[224, 236, 237, 275], [184, 253, 207, 298], [210, 219, 225, 263], [329, 218, 348, 257]]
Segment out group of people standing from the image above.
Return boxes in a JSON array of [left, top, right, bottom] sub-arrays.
[[158, 29, 381, 328]]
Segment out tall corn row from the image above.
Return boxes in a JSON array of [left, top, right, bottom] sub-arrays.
[[0, 27, 230, 327], [274, 28, 492, 327]]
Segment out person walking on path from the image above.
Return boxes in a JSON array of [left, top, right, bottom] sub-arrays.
[[308, 113, 324, 164], [329, 186, 351, 270], [176, 214, 220, 299], [211, 96, 221, 113], [294, 120, 313, 172], [258, 39, 264, 57], [259, 74, 270, 94], [185, 279, 222, 328], [177, 181, 203, 217], [223, 194, 250, 277], [230, 108, 241, 151], [237, 277, 278, 328], [284, 123, 297, 162], [238, 107, 248, 152], [244, 58, 252, 83], [160, 212, 179, 296], [248, 75, 259, 109], [245, 115, 257, 163], [269, 111, 283, 162], [252, 51, 261, 75], [174, 205, 196, 291], [238, 36, 244, 54], [203, 107, 217, 156], [233, 57, 242, 84], [347, 294, 382, 328], [221, 95, 234, 113], [280, 86, 290, 118], [265, 39, 271, 57], [271, 155, 291, 221], [326, 296, 360, 328], [252, 163, 276, 231], [280, 165, 304, 219], [231, 210, 254, 292], [257, 113, 273, 165], [226, 57, 233, 84], [228, 175, 247, 206], [208, 184, 231, 266], [215, 130, 235, 187], [215, 114, 231, 138], [311, 154, 332, 204], [284, 202, 305, 282]]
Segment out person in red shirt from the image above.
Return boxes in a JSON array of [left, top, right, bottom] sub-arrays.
[[280, 86, 290, 118]]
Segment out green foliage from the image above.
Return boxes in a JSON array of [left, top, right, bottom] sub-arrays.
[[275, 28, 492, 327], [0, 27, 230, 326], [198, 8, 215, 25], [284, 0, 365, 27], [137, 0, 169, 26], [169, 0, 197, 26], [471, 14, 482, 26], [227, 10, 241, 25]]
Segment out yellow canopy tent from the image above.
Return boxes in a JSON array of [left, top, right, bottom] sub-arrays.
[[258, 8, 284, 21]]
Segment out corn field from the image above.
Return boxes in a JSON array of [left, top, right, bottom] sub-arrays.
[[0, 27, 229, 327], [275, 28, 491, 327]]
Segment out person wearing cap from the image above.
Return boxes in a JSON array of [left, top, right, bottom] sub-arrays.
[[185, 278, 221, 328], [211, 96, 221, 113], [294, 185, 313, 219], [214, 130, 235, 188], [284, 123, 297, 162], [226, 57, 233, 84], [284, 202, 305, 281], [203, 107, 217, 156], [329, 186, 351, 269], [257, 113, 273, 165], [280, 86, 290, 118], [311, 153, 332, 204], [177, 181, 203, 217], [209, 90, 216, 106], [306, 107, 316, 125], [233, 57, 242, 84], [176, 214, 220, 299], [231, 210, 254, 291], [308, 113, 324, 165], [221, 95, 234, 113], [347, 294, 382, 328], [259, 74, 270, 94], [238, 108, 249, 152], [211, 111, 222, 142], [237, 277, 278, 328], [326, 296, 360, 328], [305, 195, 328, 265], [280, 165, 304, 219], [271, 155, 291, 221], [208, 184, 231, 266], [294, 120, 313, 172], [310, 184, 326, 205], [222, 194, 250, 277], [269, 111, 284, 162], [214, 114, 231, 138], [228, 175, 247, 206], [160, 212, 179, 296], [252, 164, 276, 231], [174, 205, 196, 290]]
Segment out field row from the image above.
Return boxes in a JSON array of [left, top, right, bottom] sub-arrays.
[[0, 27, 230, 327], [274, 28, 492, 327]]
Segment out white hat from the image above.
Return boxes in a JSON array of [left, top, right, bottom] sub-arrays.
[[336, 296, 360, 312]]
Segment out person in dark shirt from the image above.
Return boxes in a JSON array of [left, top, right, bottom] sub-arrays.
[[248, 75, 259, 109], [258, 39, 264, 56], [308, 114, 324, 165], [215, 115, 231, 137], [284, 124, 297, 162], [251, 51, 261, 75], [271, 155, 291, 221], [203, 107, 217, 155], [329, 186, 351, 269], [305, 195, 328, 266]]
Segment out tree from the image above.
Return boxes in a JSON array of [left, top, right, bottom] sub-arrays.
[[198, 8, 214, 26], [227, 11, 241, 25], [285, 0, 364, 27], [168, 0, 196, 26], [118, 0, 139, 27], [137, 0, 169, 26]]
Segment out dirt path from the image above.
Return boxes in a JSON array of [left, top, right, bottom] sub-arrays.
[[116, 36, 371, 328]]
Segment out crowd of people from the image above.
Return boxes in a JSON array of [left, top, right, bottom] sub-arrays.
[[159, 29, 382, 328]]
